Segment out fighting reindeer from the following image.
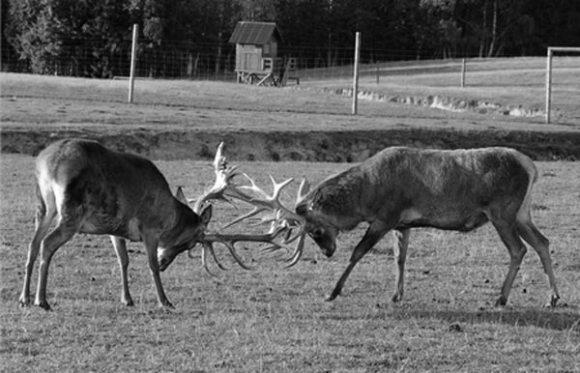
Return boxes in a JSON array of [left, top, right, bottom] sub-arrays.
[[20, 139, 305, 310], [293, 146, 560, 307]]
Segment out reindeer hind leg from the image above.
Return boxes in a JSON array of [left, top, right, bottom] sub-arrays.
[[34, 218, 76, 310], [34, 188, 80, 310], [491, 218, 527, 307], [391, 229, 410, 303], [516, 215, 560, 307], [20, 184, 56, 307]]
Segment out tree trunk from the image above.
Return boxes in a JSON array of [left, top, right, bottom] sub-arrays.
[[215, 31, 223, 77], [187, 52, 193, 78], [479, 0, 489, 58], [327, 32, 332, 67], [487, 0, 498, 57]]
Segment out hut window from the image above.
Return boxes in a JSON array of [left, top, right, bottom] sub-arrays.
[[263, 43, 270, 55]]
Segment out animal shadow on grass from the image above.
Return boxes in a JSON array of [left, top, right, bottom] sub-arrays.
[[392, 305, 580, 332]]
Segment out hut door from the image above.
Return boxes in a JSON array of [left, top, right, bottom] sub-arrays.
[[237, 44, 262, 72], [243, 53, 260, 71]]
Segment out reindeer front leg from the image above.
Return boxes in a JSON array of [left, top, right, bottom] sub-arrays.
[[327, 220, 393, 301], [110, 236, 134, 306], [392, 229, 410, 303], [143, 234, 174, 309]]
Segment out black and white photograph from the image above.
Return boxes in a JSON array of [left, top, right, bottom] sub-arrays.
[[1, 0, 579, 371]]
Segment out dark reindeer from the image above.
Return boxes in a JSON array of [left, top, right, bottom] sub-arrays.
[[294, 146, 560, 307]]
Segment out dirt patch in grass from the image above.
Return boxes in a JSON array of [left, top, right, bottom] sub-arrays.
[[2, 126, 580, 161]]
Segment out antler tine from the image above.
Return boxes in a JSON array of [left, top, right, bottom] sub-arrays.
[[213, 142, 226, 170], [205, 242, 228, 271], [270, 175, 294, 199], [284, 230, 306, 268], [223, 242, 254, 270], [200, 244, 218, 277], [237, 174, 293, 201], [192, 142, 240, 213], [190, 243, 228, 276], [296, 178, 310, 205]]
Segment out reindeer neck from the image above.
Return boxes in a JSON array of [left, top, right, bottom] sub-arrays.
[[158, 199, 198, 247], [311, 167, 370, 230]]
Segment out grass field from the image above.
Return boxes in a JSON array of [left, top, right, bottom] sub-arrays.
[[1, 58, 579, 371], [305, 57, 580, 124], [2, 57, 580, 135], [1, 155, 579, 372], [2, 59, 580, 162]]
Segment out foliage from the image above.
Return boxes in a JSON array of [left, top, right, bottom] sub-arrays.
[[2, 0, 580, 77]]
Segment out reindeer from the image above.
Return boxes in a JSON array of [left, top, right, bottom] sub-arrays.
[[20, 139, 304, 311], [294, 146, 561, 307], [19, 139, 216, 310]]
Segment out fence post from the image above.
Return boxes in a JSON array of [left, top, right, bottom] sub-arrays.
[[376, 63, 380, 85], [128, 24, 139, 103], [460, 58, 466, 88], [352, 31, 360, 115], [545, 48, 553, 124]]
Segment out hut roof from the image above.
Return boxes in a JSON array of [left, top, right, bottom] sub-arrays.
[[229, 22, 281, 45]]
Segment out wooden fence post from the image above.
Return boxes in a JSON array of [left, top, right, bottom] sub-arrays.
[[128, 24, 139, 103], [460, 58, 466, 88], [352, 32, 360, 115], [545, 48, 553, 124]]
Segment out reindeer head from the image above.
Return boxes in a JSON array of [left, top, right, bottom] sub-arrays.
[[295, 199, 339, 258], [158, 190, 213, 272]]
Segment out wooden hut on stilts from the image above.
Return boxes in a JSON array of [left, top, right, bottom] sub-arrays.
[[229, 21, 299, 86]]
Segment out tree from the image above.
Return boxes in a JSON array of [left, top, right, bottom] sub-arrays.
[[5, 0, 64, 74], [5, 0, 131, 77]]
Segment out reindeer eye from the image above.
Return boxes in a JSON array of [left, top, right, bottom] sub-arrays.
[[311, 228, 324, 238]]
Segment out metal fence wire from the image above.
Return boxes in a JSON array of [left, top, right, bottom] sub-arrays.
[[1, 36, 461, 81]]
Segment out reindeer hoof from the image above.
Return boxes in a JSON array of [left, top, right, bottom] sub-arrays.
[[545, 294, 560, 308], [391, 293, 403, 303], [35, 300, 51, 311], [122, 298, 135, 307], [494, 296, 507, 308], [18, 297, 31, 307], [160, 301, 174, 309], [326, 292, 340, 302]]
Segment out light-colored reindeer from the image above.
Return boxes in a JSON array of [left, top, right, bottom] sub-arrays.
[[19, 139, 301, 310], [294, 146, 560, 307], [19, 139, 212, 310]]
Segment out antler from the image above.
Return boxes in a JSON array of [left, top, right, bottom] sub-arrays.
[[192, 142, 239, 214], [190, 142, 310, 273]]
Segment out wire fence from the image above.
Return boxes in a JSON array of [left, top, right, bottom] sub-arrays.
[[1, 35, 473, 81]]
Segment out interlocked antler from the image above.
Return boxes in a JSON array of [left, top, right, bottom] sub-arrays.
[[191, 142, 309, 274]]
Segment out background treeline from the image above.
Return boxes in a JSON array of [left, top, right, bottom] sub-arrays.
[[2, 0, 579, 78]]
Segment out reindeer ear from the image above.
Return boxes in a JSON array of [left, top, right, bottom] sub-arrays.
[[200, 204, 212, 225], [175, 187, 187, 204]]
